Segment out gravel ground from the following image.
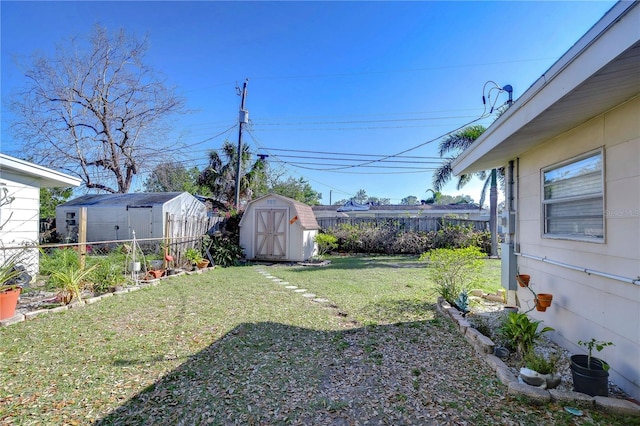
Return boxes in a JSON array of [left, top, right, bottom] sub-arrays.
[[464, 299, 631, 399]]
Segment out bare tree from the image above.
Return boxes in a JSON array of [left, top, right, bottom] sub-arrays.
[[9, 25, 186, 193]]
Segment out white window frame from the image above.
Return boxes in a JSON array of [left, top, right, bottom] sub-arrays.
[[541, 148, 604, 242]]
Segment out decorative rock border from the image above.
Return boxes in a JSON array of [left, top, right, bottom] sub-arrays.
[[436, 298, 640, 417], [0, 267, 214, 328]]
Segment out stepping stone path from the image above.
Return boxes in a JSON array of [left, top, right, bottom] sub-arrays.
[[255, 266, 330, 307]]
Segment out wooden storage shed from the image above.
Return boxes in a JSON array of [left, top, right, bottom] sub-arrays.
[[239, 194, 319, 262], [56, 192, 207, 243]]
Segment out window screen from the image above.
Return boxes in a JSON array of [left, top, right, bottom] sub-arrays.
[[542, 150, 603, 240]]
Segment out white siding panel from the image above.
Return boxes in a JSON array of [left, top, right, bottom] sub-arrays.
[[0, 181, 39, 246]]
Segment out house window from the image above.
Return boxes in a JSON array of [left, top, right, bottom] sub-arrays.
[[542, 149, 604, 241]]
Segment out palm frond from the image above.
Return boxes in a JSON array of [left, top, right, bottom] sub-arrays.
[[432, 162, 453, 192]]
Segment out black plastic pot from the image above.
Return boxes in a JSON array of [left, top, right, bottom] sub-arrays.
[[570, 354, 609, 397]]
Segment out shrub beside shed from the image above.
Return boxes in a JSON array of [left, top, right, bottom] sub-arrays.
[[239, 194, 319, 262]]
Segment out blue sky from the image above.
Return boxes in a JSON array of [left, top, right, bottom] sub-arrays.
[[1, 1, 617, 205]]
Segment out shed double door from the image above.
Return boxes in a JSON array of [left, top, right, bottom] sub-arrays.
[[255, 209, 287, 259]]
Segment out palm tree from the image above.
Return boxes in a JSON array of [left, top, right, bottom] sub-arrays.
[[432, 125, 487, 194], [432, 125, 501, 256], [198, 141, 267, 208]]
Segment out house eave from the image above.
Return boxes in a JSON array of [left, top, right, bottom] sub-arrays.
[[0, 154, 82, 188], [452, 1, 640, 175]]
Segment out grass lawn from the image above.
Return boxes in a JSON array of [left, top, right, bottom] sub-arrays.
[[0, 256, 635, 425]]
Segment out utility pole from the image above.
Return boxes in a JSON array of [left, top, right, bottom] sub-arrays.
[[234, 79, 249, 209]]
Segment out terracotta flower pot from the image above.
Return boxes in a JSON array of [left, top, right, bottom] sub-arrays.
[[146, 269, 164, 279], [197, 260, 210, 269], [516, 274, 530, 287], [535, 293, 553, 311], [0, 288, 21, 320]]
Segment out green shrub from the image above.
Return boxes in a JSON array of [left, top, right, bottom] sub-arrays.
[[323, 222, 490, 255], [207, 236, 244, 268], [524, 351, 558, 374], [314, 233, 338, 257], [40, 248, 80, 289], [498, 312, 554, 359], [390, 231, 430, 254], [429, 223, 492, 254], [88, 256, 127, 293], [419, 246, 484, 305]]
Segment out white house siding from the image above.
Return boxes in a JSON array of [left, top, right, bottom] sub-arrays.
[[515, 97, 640, 400], [0, 177, 39, 246], [0, 178, 40, 277]]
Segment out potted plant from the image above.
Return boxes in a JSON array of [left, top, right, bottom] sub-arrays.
[[185, 247, 209, 269], [570, 338, 614, 396], [520, 351, 561, 389], [0, 252, 31, 320]]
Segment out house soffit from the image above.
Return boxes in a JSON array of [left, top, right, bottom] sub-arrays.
[[453, 2, 640, 175]]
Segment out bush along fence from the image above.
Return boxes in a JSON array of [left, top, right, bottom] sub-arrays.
[[316, 217, 488, 233], [321, 222, 492, 255]]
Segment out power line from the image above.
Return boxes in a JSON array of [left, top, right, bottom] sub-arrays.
[[257, 147, 449, 160]]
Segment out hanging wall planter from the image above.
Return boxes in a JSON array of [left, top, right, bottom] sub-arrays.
[[535, 293, 553, 311], [516, 274, 531, 287]]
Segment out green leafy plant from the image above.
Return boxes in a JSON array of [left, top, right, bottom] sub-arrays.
[[185, 247, 204, 264], [524, 351, 558, 374], [314, 233, 338, 257], [89, 257, 127, 294], [49, 263, 98, 304], [0, 250, 31, 291], [40, 248, 80, 277], [419, 246, 484, 305], [578, 338, 614, 371], [498, 312, 554, 359], [208, 236, 244, 268]]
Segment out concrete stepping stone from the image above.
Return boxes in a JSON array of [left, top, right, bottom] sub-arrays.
[[294, 289, 307, 293], [285, 285, 298, 289], [302, 293, 316, 298], [313, 298, 329, 303]]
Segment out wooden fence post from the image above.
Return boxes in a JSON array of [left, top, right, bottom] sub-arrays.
[[78, 207, 87, 269]]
